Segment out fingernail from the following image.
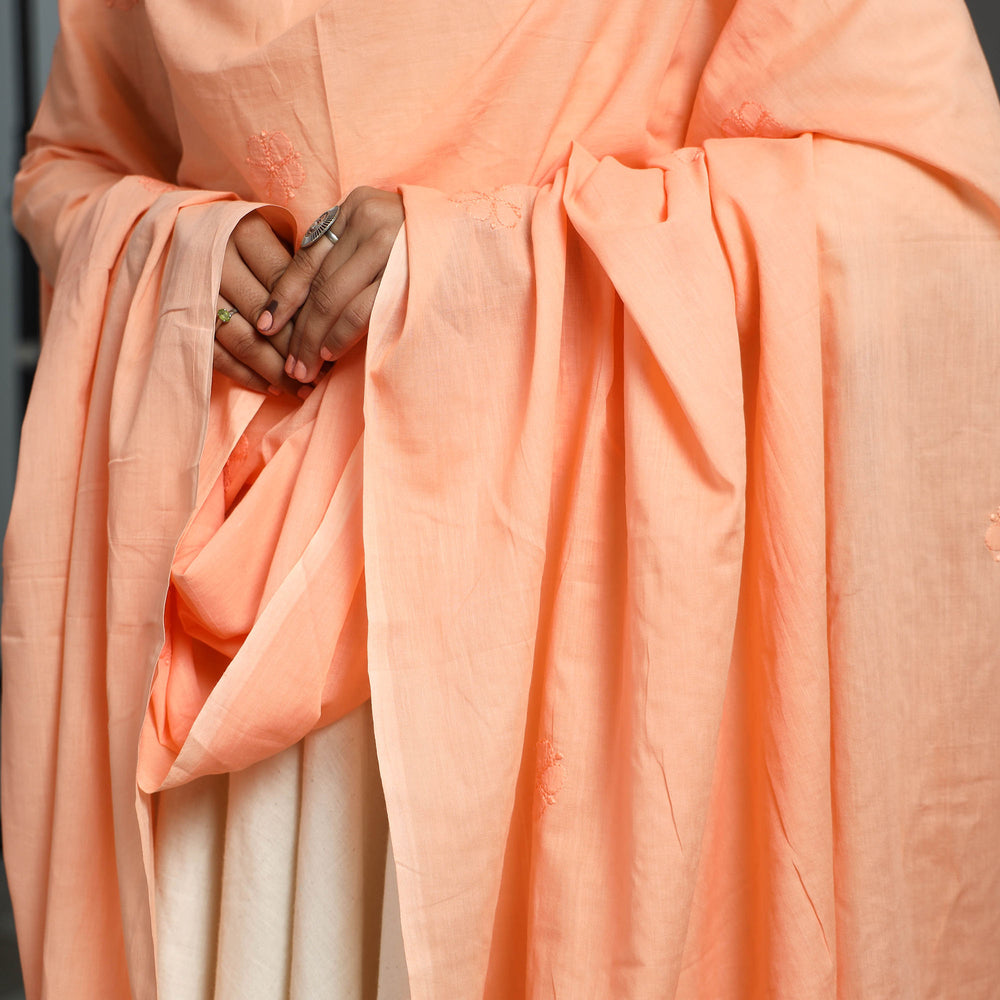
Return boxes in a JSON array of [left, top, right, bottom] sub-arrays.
[[267, 385, 282, 396], [285, 355, 296, 376], [297, 385, 313, 400], [293, 360, 308, 381], [257, 311, 273, 333], [319, 347, 334, 362]]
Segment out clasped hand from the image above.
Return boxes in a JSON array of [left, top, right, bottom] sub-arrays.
[[213, 187, 404, 395]]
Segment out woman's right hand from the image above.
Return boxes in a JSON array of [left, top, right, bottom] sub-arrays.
[[214, 211, 310, 397]]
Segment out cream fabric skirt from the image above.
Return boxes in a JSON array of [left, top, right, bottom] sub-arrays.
[[154, 702, 409, 999]]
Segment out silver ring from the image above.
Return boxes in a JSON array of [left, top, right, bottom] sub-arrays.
[[301, 205, 341, 249], [324, 228, 339, 245], [216, 305, 239, 324]]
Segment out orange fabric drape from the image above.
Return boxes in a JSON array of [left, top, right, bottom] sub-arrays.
[[4, 0, 1000, 997]]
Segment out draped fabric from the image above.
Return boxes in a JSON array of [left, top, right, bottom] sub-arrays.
[[4, 0, 1000, 997], [152, 702, 410, 1000]]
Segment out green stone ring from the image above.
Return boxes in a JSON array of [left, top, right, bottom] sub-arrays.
[[216, 306, 239, 324]]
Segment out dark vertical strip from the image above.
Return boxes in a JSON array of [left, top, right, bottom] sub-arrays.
[[1, 10, 34, 991], [15, 0, 39, 419], [966, 0, 1000, 88], [16, 0, 33, 138]]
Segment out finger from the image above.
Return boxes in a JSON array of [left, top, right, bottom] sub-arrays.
[[229, 213, 294, 331], [282, 229, 362, 377], [286, 239, 385, 380], [225, 310, 295, 361], [213, 339, 274, 394], [216, 312, 304, 395], [267, 321, 294, 359], [316, 282, 379, 365], [262, 208, 350, 334], [220, 232, 282, 334]]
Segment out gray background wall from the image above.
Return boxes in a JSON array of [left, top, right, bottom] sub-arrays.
[[1, 0, 60, 565], [0, 3, 997, 998]]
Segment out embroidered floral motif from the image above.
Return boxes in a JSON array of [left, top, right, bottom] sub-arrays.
[[450, 188, 523, 230], [673, 147, 704, 164], [985, 507, 1000, 562], [535, 737, 565, 815], [721, 100, 788, 139], [135, 175, 176, 195], [222, 433, 252, 510], [106, 0, 138, 9], [246, 130, 306, 203]]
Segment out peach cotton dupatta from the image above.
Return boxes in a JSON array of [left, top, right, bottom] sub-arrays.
[[4, 0, 1000, 997]]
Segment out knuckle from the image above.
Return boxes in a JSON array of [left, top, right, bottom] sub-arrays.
[[264, 262, 287, 290], [307, 279, 338, 317], [340, 300, 369, 331], [272, 256, 313, 299], [352, 196, 380, 228], [230, 329, 260, 359], [234, 211, 263, 239], [290, 250, 317, 277]]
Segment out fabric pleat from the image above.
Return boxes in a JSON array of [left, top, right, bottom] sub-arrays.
[[154, 703, 408, 1000], [4, 0, 1000, 997]]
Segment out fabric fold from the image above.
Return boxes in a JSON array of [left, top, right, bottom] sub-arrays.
[[3, 180, 272, 1000], [5, 0, 1000, 997]]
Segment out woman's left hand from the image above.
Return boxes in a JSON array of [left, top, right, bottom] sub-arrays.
[[258, 186, 404, 383]]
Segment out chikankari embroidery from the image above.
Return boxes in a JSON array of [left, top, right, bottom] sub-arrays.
[[673, 147, 704, 165], [135, 175, 176, 195], [721, 100, 788, 139], [222, 433, 252, 510], [246, 130, 306, 203], [535, 737, 565, 815], [450, 188, 523, 230], [985, 507, 1000, 562]]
